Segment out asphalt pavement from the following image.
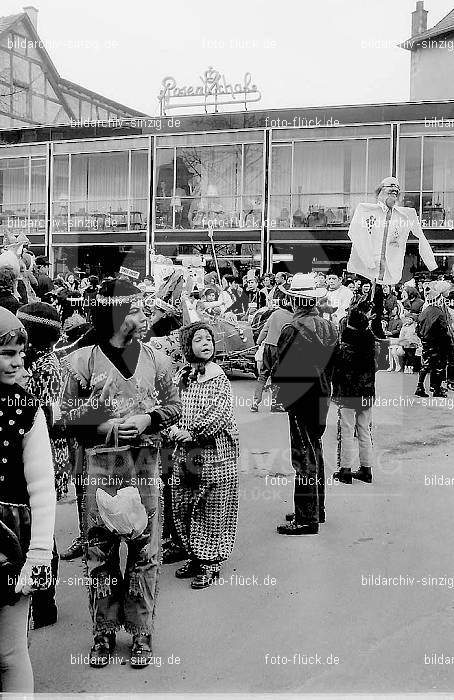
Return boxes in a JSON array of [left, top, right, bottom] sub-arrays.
[[31, 371, 454, 693]]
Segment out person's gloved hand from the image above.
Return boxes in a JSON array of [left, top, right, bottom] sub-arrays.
[[15, 553, 52, 595]]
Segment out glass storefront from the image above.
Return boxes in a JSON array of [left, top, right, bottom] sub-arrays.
[[51, 139, 149, 234], [52, 244, 147, 279], [154, 243, 262, 278], [154, 132, 264, 231], [269, 130, 391, 228], [1, 116, 454, 277], [270, 242, 352, 275], [399, 134, 454, 227], [0, 154, 47, 234]]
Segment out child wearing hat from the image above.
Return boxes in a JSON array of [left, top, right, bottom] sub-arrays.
[[170, 321, 240, 588], [0, 308, 56, 692], [332, 303, 376, 485]]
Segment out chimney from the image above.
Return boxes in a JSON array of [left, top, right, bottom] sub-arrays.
[[23, 6, 38, 30], [411, 1, 428, 37]]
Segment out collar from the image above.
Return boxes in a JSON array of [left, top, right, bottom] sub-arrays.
[[376, 200, 411, 220], [197, 361, 224, 383], [293, 306, 318, 319]]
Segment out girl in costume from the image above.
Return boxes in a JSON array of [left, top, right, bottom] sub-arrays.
[[17, 302, 69, 629], [0, 308, 56, 692], [171, 321, 240, 589]]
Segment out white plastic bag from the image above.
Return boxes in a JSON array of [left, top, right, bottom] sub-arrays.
[[96, 486, 148, 538]]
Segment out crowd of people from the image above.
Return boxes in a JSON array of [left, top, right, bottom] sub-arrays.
[[0, 228, 454, 692]]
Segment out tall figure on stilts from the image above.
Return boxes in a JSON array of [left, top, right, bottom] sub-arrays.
[[346, 176, 438, 333]]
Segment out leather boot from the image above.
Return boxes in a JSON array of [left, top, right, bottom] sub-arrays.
[[333, 467, 352, 484], [352, 466, 372, 483]]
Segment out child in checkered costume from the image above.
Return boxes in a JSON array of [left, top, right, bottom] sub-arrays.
[[170, 321, 240, 589]]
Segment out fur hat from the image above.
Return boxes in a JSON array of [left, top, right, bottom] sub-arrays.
[[179, 321, 215, 364], [17, 302, 62, 347]]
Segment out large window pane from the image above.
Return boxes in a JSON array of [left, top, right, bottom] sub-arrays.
[[422, 136, 454, 226], [270, 145, 291, 194], [61, 151, 139, 232], [269, 196, 291, 228], [292, 193, 363, 228], [176, 145, 242, 198], [399, 137, 421, 193], [293, 140, 366, 195], [52, 154, 69, 231], [280, 140, 367, 228], [30, 156, 46, 229], [367, 138, 391, 195], [243, 143, 263, 195], [0, 156, 48, 233], [155, 144, 245, 229], [0, 158, 29, 214], [130, 150, 148, 229], [71, 151, 128, 208]]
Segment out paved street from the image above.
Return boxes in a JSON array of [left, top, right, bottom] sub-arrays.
[[31, 371, 454, 693]]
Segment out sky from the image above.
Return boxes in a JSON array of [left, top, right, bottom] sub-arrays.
[[2, 0, 454, 115]]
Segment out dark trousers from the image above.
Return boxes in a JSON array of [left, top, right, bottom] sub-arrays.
[[417, 350, 447, 393], [288, 412, 325, 525], [31, 538, 58, 623], [403, 347, 417, 369]]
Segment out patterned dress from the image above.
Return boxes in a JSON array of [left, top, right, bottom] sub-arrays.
[[27, 351, 69, 501], [171, 364, 240, 572]]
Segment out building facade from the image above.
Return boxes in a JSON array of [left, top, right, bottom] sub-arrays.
[[0, 7, 146, 129], [401, 2, 454, 102], [1, 100, 454, 279]]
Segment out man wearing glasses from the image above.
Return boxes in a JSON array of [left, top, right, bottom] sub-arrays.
[[346, 176, 437, 336], [347, 176, 437, 287]]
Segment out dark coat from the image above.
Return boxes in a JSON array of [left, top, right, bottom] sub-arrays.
[[384, 292, 398, 316], [403, 289, 424, 315], [0, 291, 20, 314], [271, 307, 338, 436], [417, 305, 452, 358], [230, 288, 249, 315], [386, 317, 402, 337], [34, 272, 54, 301], [16, 279, 28, 305], [332, 325, 376, 410]]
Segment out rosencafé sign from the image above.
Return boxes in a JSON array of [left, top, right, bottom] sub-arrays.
[[158, 66, 261, 114]]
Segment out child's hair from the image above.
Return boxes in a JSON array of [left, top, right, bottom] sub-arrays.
[[203, 287, 217, 300], [0, 268, 17, 291], [0, 328, 27, 346]]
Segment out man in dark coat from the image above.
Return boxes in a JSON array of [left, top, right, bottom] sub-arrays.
[[415, 281, 453, 398], [33, 256, 54, 300], [271, 274, 338, 535]]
